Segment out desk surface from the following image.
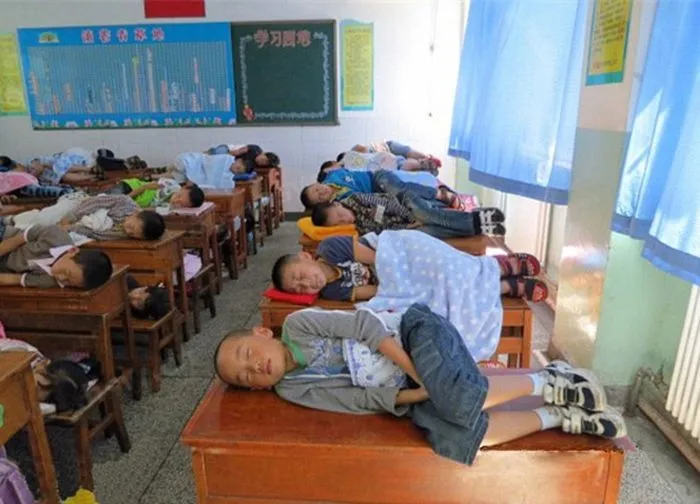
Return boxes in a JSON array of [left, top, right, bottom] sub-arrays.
[[0, 351, 34, 385], [83, 230, 184, 251], [0, 265, 129, 300]]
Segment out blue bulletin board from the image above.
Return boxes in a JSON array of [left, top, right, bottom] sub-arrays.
[[17, 23, 236, 130]]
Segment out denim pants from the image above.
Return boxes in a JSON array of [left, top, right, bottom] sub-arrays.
[[401, 191, 477, 239], [372, 169, 440, 202], [400, 303, 490, 465]]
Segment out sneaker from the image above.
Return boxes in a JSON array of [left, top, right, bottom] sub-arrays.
[[483, 223, 506, 236], [542, 361, 607, 412], [477, 207, 505, 235], [561, 405, 627, 439]]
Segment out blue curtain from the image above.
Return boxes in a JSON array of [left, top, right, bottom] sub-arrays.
[[613, 0, 700, 285], [448, 0, 587, 204]]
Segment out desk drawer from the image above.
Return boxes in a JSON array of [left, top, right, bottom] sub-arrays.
[[0, 374, 29, 445]]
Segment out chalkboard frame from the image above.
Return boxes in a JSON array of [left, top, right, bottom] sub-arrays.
[[230, 19, 339, 127]]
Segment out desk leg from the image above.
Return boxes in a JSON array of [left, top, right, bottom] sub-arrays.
[[210, 230, 223, 294], [177, 264, 191, 341], [22, 368, 60, 504], [227, 220, 238, 280]]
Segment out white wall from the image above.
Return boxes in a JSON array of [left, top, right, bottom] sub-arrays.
[[0, 0, 465, 211]]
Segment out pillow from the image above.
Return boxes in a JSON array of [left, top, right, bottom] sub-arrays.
[[263, 287, 318, 305], [297, 216, 357, 241], [0, 172, 38, 195]]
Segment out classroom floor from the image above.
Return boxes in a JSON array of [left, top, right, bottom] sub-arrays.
[[6, 222, 700, 503]]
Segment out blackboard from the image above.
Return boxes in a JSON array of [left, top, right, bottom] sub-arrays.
[[231, 20, 337, 125]]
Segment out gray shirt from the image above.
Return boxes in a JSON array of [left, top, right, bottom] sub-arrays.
[[0, 225, 72, 288], [274, 308, 409, 417]]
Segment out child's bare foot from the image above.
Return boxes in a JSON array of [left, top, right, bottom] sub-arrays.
[[500, 277, 548, 303], [495, 253, 540, 277]]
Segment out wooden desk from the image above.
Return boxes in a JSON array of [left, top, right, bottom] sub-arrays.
[[299, 232, 490, 257], [183, 378, 624, 504], [237, 177, 265, 252], [205, 189, 248, 279], [259, 295, 532, 367], [163, 203, 220, 293], [83, 231, 189, 340], [0, 265, 139, 398], [0, 353, 60, 504], [254, 167, 282, 231]]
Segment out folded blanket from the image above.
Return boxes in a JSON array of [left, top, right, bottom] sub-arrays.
[[297, 216, 357, 241], [356, 229, 503, 362]]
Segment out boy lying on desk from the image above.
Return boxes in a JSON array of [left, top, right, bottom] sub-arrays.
[[0, 224, 113, 288], [206, 144, 280, 173], [272, 230, 547, 303], [311, 192, 505, 239], [214, 304, 626, 466], [109, 177, 205, 210], [5, 193, 166, 241], [146, 151, 239, 189], [1, 155, 74, 200], [301, 169, 464, 211]]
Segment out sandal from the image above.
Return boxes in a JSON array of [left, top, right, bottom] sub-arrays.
[[495, 253, 541, 277], [503, 277, 548, 303], [437, 185, 465, 211]]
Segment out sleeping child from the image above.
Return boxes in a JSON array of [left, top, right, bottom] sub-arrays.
[[110, 178, 205, 209], [148, 151, 237, 190], [6, 193, 166, 241], [207, 144, 280, 173], [126, 275, 170, 320], [311, 193, 506, 238], [1, 155, 75, 199], [272, 232, 547, 302], [0, 224, 113, 288], [214, 304, 626, 466]]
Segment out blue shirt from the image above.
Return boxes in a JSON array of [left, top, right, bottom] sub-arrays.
[[323, 169, 374, 198]]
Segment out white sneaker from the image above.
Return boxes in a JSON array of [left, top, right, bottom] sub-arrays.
[[560, 405, 627, 439], [543, 361, 607, 412]]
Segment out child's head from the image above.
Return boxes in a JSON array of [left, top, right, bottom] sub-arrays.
[[229, 158, 248, 174], [51, 248, 113, 289], [316, 161, 336, 183], [123, 210, 165, 240], [255, 152, 280, 168], [0, 155, 16, 169], [129, 285, 170, 319], [171, 184, 205, 208], [271, 252, 327, 294], [300, 183, 334, 209], [214, 327, 289, 389], [311, 202, 356, 227], [336, 152, 346, 163]]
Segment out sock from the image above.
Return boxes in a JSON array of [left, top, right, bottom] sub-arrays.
[[527, 370, 549, 396], [534, 406, 564, 430]]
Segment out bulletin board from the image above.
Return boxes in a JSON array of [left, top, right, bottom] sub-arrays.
[[230, 20, 338, 125], [16, 22, 236, 130]]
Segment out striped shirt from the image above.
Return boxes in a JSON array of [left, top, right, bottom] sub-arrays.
[[66, 194, 139, 241], [342, 193, 415, 235]]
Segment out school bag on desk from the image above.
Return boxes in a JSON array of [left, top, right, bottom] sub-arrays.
[[0, 447, 34, 504]]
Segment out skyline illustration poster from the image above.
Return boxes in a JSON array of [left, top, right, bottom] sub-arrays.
[[17, 22, 236, 129]]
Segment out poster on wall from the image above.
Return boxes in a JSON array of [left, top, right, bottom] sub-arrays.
[[340, 20, 374, 111], [145, 0, 206, 19], [0, 33, 28, 116], [586, 0, 632, 86], [16, 22, 235, 130]]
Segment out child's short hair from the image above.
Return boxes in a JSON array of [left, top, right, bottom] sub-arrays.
[[213, 329, 254, 385], [187, 184, 205, 207], [317, 161, 334, 183], [264, 152, 280, 168], [311, 203, 333, 226], [0, 155, 16, 168], [74, 250, 113, 289], [300, 186, 313, 210], [271, 254, 297, 291], [138, 211, 166, 240], [133, 286, 170, 320], [336, 152, 346, 162]]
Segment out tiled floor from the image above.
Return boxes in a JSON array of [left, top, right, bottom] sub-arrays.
[[6, 222, 700, 503]]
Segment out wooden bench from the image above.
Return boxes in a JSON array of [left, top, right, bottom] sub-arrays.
[[299, 232, 491, 256], [259, 296, 532, 367], [182, 376, 624, 504]]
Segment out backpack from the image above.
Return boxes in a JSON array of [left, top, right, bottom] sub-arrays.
[[0, 447, 34, 504]]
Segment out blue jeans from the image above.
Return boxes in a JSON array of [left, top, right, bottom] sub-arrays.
[[385, 140, 411, 157], [372, 170, 439, 202], [401, 191, 477, 239], [400, 303, 489, 465]]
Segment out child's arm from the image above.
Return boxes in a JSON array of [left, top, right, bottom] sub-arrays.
[[377, 337, 422, 387], [396, 387, 429, 405], [0, 230, 27, 256], [353, 284, 377, 301], [128, 182, 160, 197], [0, 273, 22, 285], [354, 241, 376, 265]]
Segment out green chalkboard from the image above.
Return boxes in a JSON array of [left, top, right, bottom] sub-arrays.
[[231, 20, 338, 125]]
